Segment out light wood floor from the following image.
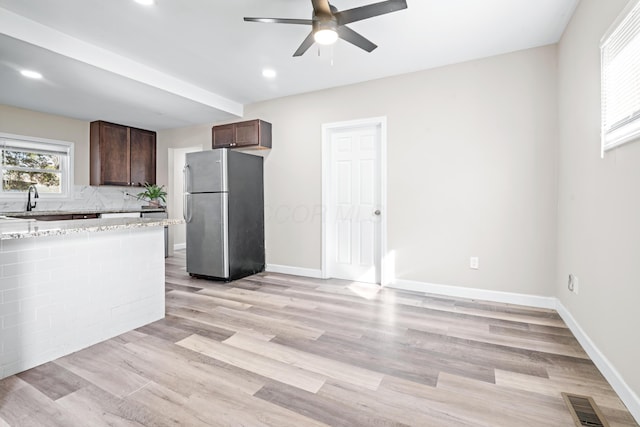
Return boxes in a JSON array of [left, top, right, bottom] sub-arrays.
[[1, 251, 637, 426]]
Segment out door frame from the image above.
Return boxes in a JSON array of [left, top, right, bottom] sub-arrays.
[[321, 117, 389, 286]]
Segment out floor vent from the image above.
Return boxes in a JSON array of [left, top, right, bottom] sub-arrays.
[[562, 392, 610, 427]]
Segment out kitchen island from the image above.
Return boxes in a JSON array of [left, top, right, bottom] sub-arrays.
[[0, 216, 182, 379]]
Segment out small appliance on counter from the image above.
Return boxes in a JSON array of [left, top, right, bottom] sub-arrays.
[[184, 149, 264, 281]]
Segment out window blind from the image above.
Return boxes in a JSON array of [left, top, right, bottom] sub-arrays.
[[0, 137, 71, 156], [601, 0, 640, 153]]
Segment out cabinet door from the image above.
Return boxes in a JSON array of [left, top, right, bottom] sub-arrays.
[[100, 123, 130, 186], [130, 128, 156, 186], [234, 121, 259, 146], [212, 124, 235, 148]]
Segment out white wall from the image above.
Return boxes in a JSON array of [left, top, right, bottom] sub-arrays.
[[250, 45, 559, 296], [0, 105, 90, 185], [157, 123, 212, 187], [157, 45, 559, 297], [557, 0, 640, 401]]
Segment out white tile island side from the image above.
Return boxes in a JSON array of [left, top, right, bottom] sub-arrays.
[[0, 217, 183, 378]]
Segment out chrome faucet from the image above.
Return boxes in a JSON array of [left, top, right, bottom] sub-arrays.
[[26, 184, 39, 211]]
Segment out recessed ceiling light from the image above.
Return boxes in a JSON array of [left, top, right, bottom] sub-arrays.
[[134, 0, 154, 5], [262, 69, 277, 79], [20, 70, 43, 79]]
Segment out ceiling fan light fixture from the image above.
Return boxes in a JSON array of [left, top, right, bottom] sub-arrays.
[[314, 28, 338, 45]]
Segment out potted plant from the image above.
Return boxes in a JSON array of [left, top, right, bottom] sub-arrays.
[[137, 182, 167, 208]]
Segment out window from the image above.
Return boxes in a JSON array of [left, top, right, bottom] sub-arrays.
[[601, 0, 640, 154], [0, 133, 74, 198]]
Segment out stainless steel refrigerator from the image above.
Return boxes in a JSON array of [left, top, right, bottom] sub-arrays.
[[184, 149, 264, 281]]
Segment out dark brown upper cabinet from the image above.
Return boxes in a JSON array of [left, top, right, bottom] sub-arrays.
[[90, 121, 156, 186], [212, 119, 272, 149], [130, 128, 156, 186]]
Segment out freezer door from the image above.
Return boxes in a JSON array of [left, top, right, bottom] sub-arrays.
[[184, 149, 228, 193], [186, 193, 229, 279]]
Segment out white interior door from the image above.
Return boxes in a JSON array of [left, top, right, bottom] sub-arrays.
[[327, 124, 382, 283]]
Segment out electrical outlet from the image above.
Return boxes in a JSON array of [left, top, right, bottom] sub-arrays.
[[469, 257, 479, 270]]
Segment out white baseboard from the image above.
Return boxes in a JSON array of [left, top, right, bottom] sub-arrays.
[[555, 301, 640, 422], [265, 264, 323, 279], [173, 243, 186, 251], [390, 278, 557, 309]]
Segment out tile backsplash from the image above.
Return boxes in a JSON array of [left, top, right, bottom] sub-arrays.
[[0, 186, 150, 213]]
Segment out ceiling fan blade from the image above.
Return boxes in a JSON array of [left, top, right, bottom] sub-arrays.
[[311, 0, 332, 17], [336, 26, 377, 52], [293, 32, 316, 57], [335, 0, 407, 25], [244, 17, 313, 25]]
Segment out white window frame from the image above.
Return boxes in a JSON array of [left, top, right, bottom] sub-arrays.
[[600, 0, 640, 156], [0, 132, 74, 200]]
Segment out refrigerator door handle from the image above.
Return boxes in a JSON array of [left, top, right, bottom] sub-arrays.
[[183, 164, 191, 222], [183, 163, 191, 194], [184, 194, 192, 222]]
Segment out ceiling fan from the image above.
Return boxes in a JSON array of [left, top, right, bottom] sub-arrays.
[[244, 0, 408, 57]]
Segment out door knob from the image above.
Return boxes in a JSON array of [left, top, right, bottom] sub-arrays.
[[374, 210, 381, 216]]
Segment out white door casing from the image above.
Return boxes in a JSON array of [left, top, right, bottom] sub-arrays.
[[322, 117, 387, 285]]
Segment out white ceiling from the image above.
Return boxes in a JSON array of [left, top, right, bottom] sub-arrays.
[[0, 0, 578, 131]]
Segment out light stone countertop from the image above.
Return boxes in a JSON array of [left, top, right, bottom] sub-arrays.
[[0, 217, 183, 240], [0, 208, 166, 217]]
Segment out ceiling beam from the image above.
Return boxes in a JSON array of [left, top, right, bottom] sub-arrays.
[[0, 7, 243, 118]]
